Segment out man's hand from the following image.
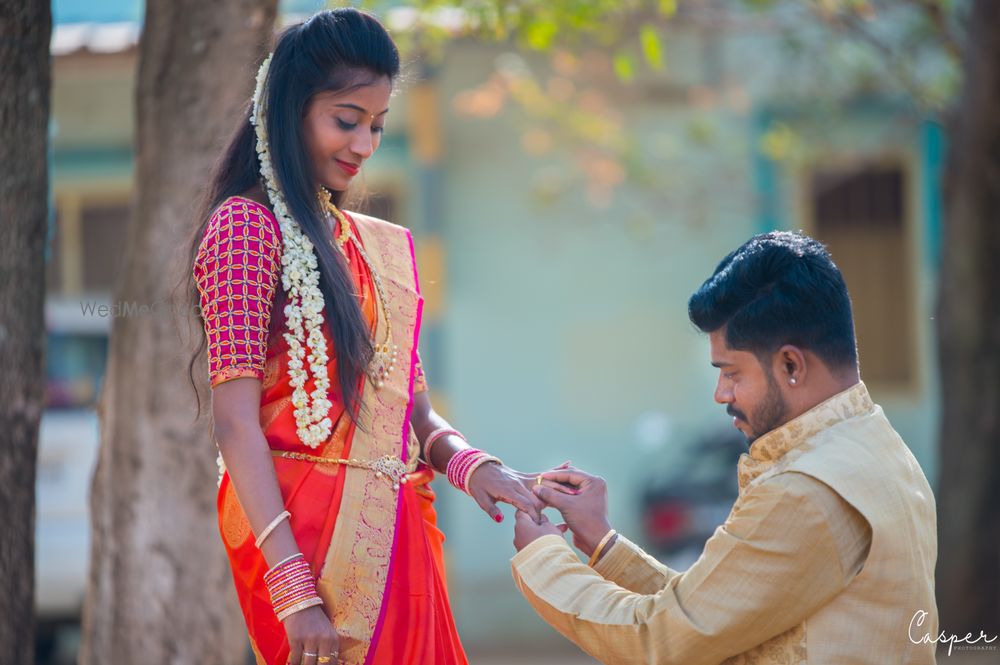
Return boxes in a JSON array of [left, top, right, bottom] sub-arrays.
[[533, 468, 613, 557], [513, 510, 568, 551]]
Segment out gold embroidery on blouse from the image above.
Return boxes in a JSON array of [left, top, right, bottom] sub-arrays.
[[194, 198, 281, 387]]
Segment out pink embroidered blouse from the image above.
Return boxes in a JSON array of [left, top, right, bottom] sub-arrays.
[[194, 197, 282, 388], [193, 196, 429, 393]]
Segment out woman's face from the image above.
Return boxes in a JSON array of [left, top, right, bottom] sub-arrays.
[[302, 75, 392, 192]]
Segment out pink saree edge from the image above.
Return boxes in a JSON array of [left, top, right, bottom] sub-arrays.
[[363, 228, 425, 665]]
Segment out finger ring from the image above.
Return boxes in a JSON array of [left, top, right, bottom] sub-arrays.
[[303, 652, 318, 658], [318, 658, 332, 664], [535, 475, 544, 486]]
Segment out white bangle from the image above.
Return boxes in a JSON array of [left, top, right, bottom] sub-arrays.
[[422, 427, 466, 466], [275, 595, 324, 622], [255, 510, 291, 549]]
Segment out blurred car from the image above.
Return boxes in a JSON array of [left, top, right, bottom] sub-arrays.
[[639, 427, 746, 568], [35, 306, 108, 662], [35, 408, 99, 622]]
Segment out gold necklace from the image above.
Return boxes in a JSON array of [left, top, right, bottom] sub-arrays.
[[317, 189, 398, 389]]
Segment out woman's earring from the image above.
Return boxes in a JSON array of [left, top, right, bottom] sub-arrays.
[[789, 377, 797, 385]]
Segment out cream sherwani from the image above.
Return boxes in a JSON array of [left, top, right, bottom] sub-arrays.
[[512, 382, 938, 664]]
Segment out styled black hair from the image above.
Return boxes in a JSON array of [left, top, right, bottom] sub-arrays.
[[186, 8, 400, 418], [688, 231, 858, 369]]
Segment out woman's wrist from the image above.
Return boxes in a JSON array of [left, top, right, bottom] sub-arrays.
[[446, 448, 502, 494], [264, 553, 324, 621], [427, 433, 468, 472], [422, 427, 466, 469]]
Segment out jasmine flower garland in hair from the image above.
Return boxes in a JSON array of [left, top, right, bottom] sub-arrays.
[[250, 54, 334, 450]]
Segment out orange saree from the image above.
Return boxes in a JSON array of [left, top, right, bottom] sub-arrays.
[[196, 197, 468, 665]]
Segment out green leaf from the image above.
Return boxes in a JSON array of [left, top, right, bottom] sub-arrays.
[[640, 25, 664, 70], [659, 0, 678, 17], [613, 52, 635, 81], [525, 18, 558, 50]]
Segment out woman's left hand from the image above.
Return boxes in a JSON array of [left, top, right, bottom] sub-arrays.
[[466, 462, 547, 524], [466, 460, 573, 524], [507, 460, 573, 497]]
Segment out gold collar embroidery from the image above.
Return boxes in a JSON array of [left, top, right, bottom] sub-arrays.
[[737, 382, 874, 491]]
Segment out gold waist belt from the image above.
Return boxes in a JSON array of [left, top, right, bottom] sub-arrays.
[[271, 450, 417, 490]]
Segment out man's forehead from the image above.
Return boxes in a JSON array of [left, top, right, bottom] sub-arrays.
[[708, 331, 730, 365], [708, 331, 755, 366]]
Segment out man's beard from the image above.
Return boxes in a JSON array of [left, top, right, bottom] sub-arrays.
[[728, 370, 788, 444]]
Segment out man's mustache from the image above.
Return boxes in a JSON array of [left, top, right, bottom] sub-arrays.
[[726, 404, 748, 422]]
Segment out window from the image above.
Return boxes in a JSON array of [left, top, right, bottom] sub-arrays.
[[81, 203, 129, 292], [45, 194, 126, 411], [45, 207, 64, 294], [809, 162, 914, 389], [47, 195, 129, 295]]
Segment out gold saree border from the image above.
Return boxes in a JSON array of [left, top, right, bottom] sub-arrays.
[[315, 215, 422, 665]]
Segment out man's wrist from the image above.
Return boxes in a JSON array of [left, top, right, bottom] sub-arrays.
[[589, 532, 618, 566], [580, 521, 615, 557]]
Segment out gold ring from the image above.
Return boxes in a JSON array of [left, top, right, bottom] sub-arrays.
[[318, 658, 332, 664], [535, 475, 544, 486]]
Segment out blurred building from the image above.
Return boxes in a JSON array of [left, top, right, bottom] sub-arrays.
[[42, 0, 943, 656]]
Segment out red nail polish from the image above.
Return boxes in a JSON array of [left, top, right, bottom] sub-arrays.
[[495, 514, 503, 523]]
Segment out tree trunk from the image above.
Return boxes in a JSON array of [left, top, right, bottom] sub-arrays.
[[80, 1, 277, 663], [935, 0, 1000, 636], [0, 1, 51, 663]]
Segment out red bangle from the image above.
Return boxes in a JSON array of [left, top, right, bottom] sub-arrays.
[[446, 448, 479, 490], [264, 555, 322, 620], [446, 448, 502, 494]]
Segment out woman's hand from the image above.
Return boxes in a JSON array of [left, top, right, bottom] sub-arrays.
[[466, 462, 547, 523], [283, 605, 341, 665], [508, 460, 573, 497]]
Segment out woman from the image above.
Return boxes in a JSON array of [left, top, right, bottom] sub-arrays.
[[188, 9, 548, 665]]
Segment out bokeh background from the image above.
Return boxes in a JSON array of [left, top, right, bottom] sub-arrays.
[[21, 0, 997, 663]]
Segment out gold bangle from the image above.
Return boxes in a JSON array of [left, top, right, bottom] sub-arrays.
[[587, 529, 617, 567], [255, 510, 291, 549], [275, 595, 324, 622]]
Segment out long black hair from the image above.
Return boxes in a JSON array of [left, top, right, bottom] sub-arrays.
[[186, 8, 400, 418]]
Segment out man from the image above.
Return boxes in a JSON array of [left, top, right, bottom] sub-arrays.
[[511, 232, 938, 664]]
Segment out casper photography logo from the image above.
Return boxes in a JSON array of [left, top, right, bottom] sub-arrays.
[[909, 610, 998, 656]]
